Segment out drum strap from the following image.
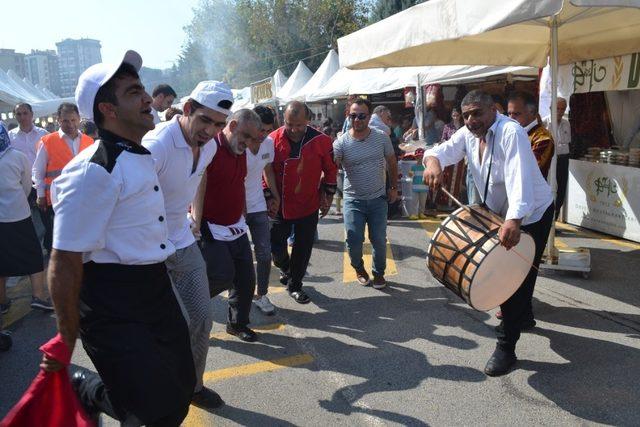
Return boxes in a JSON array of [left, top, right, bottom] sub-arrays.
[[481, 134, 495, 207]]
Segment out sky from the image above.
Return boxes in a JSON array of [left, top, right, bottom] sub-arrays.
[[0, 0, 200, 69]]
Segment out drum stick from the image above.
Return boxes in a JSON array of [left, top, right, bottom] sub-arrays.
[[438, 187, 539, 272]]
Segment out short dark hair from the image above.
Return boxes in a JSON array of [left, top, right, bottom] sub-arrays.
[[152, 84, 177, 98], [164, 107, 183, 121], [14, 103, 33, 114], [57, 102, 79, 116], [461, 90, 494, 108], [80, 119, 98, 136], [253, 105, 275, 125], [507, 91, 537, 114], [351, 97, 372, 114], [93, 62, 140, 128]]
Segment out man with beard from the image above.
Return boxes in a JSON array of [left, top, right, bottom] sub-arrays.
[[334, 98, 398, 289], [423, 90, 554, 377], [143, 81, 234, 409], [194, 109, 263, 342], [268, 101, 337, 304], [41, 51, 195, 425]]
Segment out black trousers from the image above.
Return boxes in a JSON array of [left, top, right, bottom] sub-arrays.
[[555, 155, 570, 219], [200, 233, 255, 326], [271, 211, 319, 292], [77, 262, 195, 426], [497, 203, 554, 352], [40, 205, 54, 252]]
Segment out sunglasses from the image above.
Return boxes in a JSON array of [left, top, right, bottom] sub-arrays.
[[349, 113, 369, 121]]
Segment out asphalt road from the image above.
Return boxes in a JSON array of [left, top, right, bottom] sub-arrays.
[[1, 214, 639, 426]]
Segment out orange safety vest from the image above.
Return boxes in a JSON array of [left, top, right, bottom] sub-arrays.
[[41, 132, 94, 205]]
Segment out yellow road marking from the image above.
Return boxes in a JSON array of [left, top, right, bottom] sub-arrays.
[[417, 218, 441, 237], [210, 323, 285, 340], [184, 353, 315, 426], [3, 277, 33, 328], [202, 353, 314, 382], [342, 227, 397, 283], [555, 222, 640, 250]]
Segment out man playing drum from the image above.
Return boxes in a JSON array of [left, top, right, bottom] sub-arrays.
[[423, 90, 554, 377]]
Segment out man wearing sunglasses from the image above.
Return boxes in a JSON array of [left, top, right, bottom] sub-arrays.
[[333, 98, 398, 289], [142, 80, 233, 410]]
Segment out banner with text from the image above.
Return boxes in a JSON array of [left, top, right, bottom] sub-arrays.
[[566, 160, 640, 242], [572, 52, 640, 94]]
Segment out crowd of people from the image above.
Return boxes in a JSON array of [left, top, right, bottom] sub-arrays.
[[0, 47, 571, 424]]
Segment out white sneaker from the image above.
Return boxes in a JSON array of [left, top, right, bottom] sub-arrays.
[[253, 295, 276, 315]]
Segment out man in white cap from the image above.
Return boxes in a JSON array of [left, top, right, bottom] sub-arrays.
[[40, 51, 195, 426], [142, 80, 233, 409]]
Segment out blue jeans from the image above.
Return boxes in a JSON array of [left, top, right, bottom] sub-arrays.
[[246, 211, 272, 296], [343, 196, 388, 276]]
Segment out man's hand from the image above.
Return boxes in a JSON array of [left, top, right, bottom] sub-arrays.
[[188, 213, 201, 240], [40, 354, 64, 372], [36, 197, 47, 211], [498, 219, 522, 250], [387, 188, 398, 204], [319, 192, 333, 218], [423, 156, 443, 190], [267, 197, 280, 218]]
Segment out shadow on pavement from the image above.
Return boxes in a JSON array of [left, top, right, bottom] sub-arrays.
[[518, 326, 640, 426], [213, 281, 491, 425]]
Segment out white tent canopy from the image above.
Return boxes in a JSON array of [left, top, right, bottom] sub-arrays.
[[0, 69, 70, 116], [338, 0, 640, 69], [273, 69, 288, 95], [290, 50, 340, 101], [305, 65, 536, 102], [277, 61, 313, 102], [231, 87, 252, 111]]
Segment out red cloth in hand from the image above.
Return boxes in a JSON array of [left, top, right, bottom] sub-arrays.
[[0, 333, 96, 427]]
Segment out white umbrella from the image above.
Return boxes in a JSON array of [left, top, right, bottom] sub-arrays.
[[338, 0, 640, 265]]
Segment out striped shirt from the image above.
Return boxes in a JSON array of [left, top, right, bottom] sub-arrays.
[[333, 128, 394, 200]]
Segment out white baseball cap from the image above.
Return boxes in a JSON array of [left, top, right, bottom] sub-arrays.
[[75, 50, 143, 120], [188, 81, 234, 115]]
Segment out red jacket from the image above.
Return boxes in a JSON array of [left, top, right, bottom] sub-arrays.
[[267, 126, 337, 220]]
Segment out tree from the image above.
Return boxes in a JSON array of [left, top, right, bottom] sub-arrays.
[[170, 0, 370, 91], [369, 0, 426, 24]]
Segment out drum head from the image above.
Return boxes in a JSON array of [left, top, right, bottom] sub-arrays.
[[468, 233, 536, 311]]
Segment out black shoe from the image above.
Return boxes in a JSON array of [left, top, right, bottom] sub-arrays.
[[70, 370, 100, 420], [0, 331, 12, 351], [226, 323, 258, 342], [279, 272, 290, 286], [191, 387, 225, 410], [484, 346, 517, 376], [289, 290, 311, 304], [30, 296, 54, 312]]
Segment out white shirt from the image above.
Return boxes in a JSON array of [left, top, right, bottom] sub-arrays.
[[0, 148, 32, 222], [425, 113, 553, 224], [151, 107, 161, 125], [32, 129, 82, 197], [245, 136, 274, 214], [142, 116, 217, 250], [8, 125, 48, 169], [542, 116, 571, 155], [51, 135, 174, 265]]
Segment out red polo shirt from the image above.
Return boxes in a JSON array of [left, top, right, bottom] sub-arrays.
[[203, 132, 247, 226]]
